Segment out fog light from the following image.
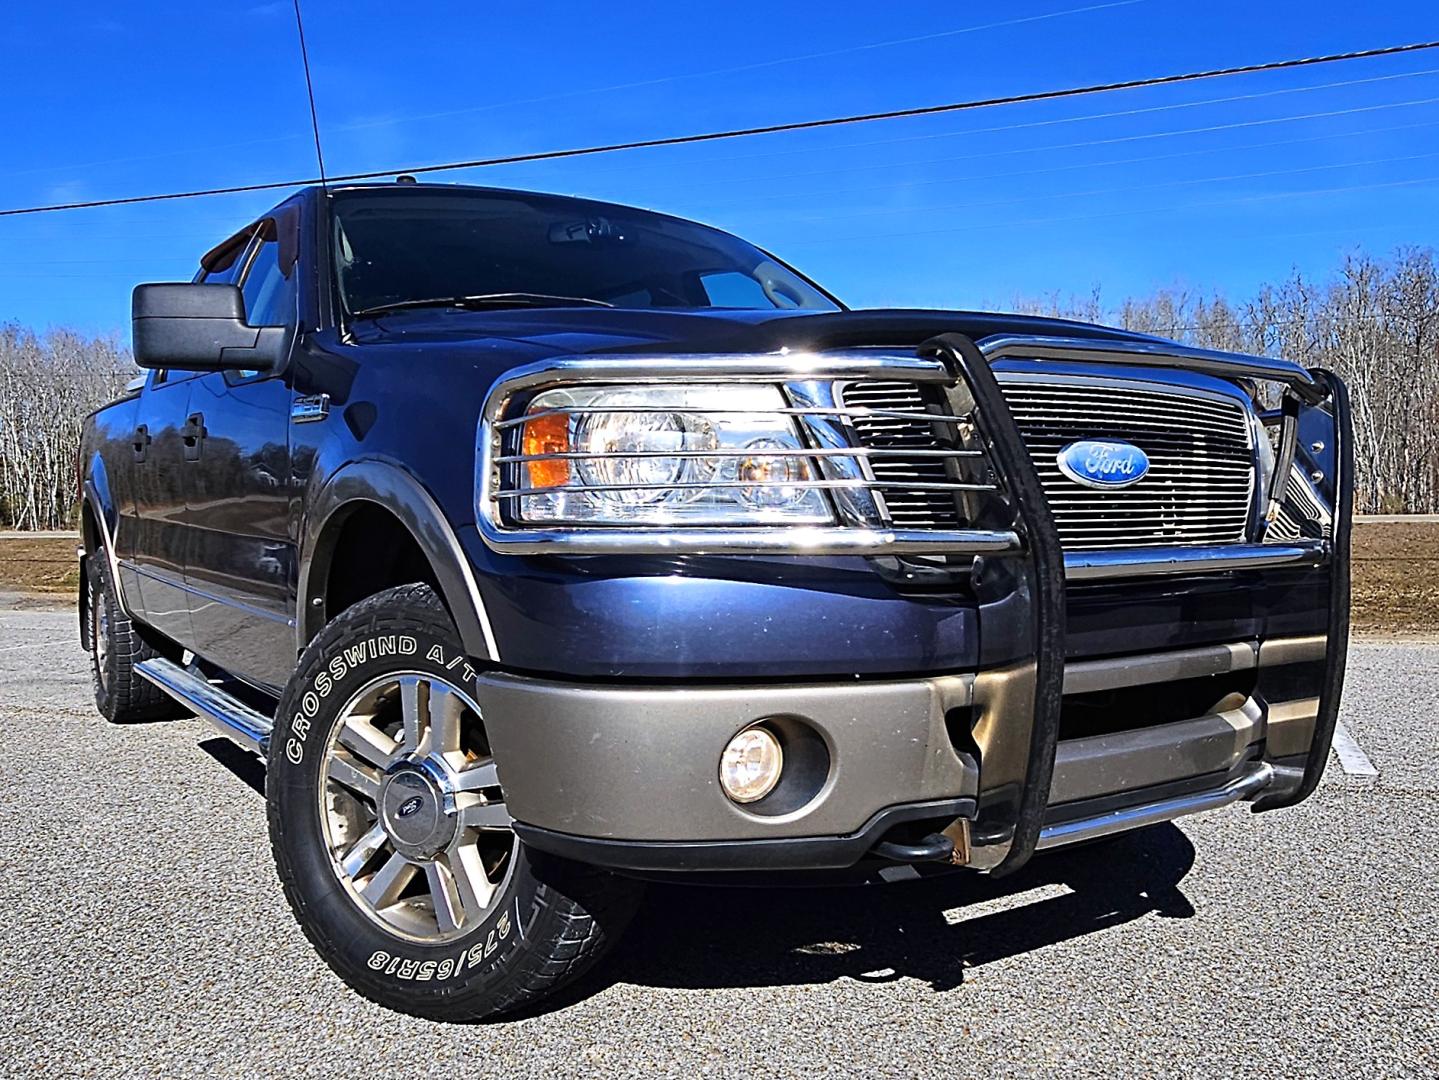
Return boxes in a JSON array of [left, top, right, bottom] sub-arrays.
[[719, 726, 783, 804]]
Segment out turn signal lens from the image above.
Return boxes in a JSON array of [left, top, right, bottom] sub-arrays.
[[719, 726, 783, 804], [522, 410, 571, 489]]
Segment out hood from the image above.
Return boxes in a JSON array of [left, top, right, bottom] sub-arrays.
[[349, 306, 1162, 359]]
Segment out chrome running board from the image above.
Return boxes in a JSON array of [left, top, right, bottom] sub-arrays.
[[1035, 762, 1275, 850], [136, 658, 273, 758]]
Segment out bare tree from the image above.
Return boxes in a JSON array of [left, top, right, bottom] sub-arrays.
[[0, 324, 133, 530], [1009, 247, 1439, 513], [5, 246, 1438, 528]]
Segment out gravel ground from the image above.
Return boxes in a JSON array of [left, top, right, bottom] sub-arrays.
[[1, 607, 1434, 1079]]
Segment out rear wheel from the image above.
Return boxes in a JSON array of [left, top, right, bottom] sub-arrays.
[[87, 554, 182, 724], [267, 584, 641, 1020]]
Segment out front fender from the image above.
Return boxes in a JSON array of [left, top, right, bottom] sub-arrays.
[[297, 458, 500, 661]]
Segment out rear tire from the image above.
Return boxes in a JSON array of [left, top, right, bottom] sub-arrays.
[[266, 584, 642, 1021], [87, 554, 182, 724]]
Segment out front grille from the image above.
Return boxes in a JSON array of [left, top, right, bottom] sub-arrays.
[[841, 381, 971, 529], [842, 376, 1257, 550], [1002, 378, 1255, 550]]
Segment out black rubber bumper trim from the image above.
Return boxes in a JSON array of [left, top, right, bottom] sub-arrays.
[[512, 798, 976, 873], [1253, 369, 1353, 811], [920, 333, 1067, 878]]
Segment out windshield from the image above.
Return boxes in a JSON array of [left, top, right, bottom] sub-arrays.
[[330, 188, 840, 317]]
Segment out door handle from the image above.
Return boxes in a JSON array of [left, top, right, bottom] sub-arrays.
[[182, 412, 206, 462], [131, 424, 151, 463]]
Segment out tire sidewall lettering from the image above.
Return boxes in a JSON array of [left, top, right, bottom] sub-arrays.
[[280, 632, 468, 766], [361, 902, 519, 984]]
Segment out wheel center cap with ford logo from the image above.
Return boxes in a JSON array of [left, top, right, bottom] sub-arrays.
[[1056, 439, 1150, 489], [379, 768, 455, 856]]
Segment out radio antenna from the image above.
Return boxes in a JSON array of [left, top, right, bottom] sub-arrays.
[[292, 0, 328, 186]]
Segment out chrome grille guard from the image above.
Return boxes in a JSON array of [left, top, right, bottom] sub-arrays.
[[475, 333, 1336, 578], [474, 331, 1352, 878]]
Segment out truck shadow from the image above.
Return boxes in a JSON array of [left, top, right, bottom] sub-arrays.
[[200, 738, 267, 796], [586, 824, 1195, 1005], [197, 739, 1196, 1015]]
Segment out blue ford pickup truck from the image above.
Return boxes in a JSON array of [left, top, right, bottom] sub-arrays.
[[77, 181, 1350, 1020]]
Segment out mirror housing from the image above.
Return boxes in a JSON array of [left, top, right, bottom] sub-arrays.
[[131, 283, 288, 373]]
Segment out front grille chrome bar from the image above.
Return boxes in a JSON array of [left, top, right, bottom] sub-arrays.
[[473, 525, 1022, 557], [1064, 540, 1328, 581], [494, 446, 985, 463], [979, 334, 1321, 402], [492, 404, 975, 429], [494, 477, 997, 500]]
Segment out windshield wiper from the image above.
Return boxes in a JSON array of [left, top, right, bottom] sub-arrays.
[[351, 292, 614, 319]]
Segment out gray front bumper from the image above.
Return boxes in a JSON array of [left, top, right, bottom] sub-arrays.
[[479, 672, 977, 843], [476, 635, 1325, 872]]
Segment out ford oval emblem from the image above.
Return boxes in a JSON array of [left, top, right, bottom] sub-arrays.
[[1056, 440, 1150, 489], [396, 795, 425, 819]]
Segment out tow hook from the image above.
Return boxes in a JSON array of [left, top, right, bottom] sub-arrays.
[[872, 833, 954, 863], [870, 818, 972, 866]]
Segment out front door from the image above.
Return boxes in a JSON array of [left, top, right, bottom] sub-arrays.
[[184, 218, 298, 690]]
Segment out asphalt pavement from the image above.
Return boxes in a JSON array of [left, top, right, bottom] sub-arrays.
[[2, 603, 1434, 1078]]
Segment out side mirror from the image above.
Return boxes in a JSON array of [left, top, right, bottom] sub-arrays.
[[131, 283, 288, 373]]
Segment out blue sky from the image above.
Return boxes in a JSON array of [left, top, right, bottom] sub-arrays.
[[5, 0, 1438, 335]]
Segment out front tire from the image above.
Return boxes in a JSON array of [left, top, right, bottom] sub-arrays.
[[266, 584, 641, 1021]]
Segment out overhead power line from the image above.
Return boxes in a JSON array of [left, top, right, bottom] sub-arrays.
[[2, 39, 1437, 218], [331, 1, 1153, 134], [9, 82, 1434, 239], [0, 1, 1148, 183], [20, 144, 1436, 268], [515, 65, 1439, 185]]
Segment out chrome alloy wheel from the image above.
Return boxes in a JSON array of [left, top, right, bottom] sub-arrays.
[[319, 672, 516, 943], [91, 583, 110, 690]]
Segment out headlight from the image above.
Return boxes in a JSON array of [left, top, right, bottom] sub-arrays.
[[510, 384, 832, 526], [573, 401, 697, 506]]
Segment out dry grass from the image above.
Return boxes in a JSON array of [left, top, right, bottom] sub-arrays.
[[2, 525, 1434, 633], [1351, 521, 1439, 636], [0, 536, 80, 592]]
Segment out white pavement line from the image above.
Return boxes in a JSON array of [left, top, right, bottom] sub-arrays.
[[0, 638, 72, 654], [1331, 720, 1380, 778]]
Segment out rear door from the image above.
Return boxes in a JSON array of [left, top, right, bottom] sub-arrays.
[[184, 216, 299, 690], [125, 370, 199, 648]]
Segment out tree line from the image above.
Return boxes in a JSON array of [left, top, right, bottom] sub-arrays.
[[1011, 246, 1439, 515], [1, 246, 1435, 529], [0, 324, 131, 530]]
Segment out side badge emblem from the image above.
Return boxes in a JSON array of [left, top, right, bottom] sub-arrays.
[[291, 393, 330, 424]]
